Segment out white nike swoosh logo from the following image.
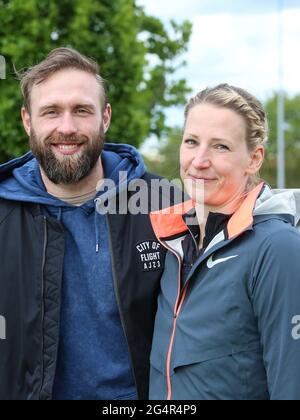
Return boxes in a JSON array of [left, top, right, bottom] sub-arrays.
[[207, 254, 238, 269]]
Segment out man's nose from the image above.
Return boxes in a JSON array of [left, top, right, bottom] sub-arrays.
[[57, 113, 78, 136]]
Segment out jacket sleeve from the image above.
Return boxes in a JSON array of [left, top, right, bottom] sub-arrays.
[[251, 226, 300, 400]]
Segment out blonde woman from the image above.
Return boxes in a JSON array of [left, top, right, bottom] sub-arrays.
[[149, 84, 300, 400]]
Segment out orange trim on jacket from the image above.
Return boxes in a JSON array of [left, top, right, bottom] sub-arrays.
[[227, 183, 264, 239], [150, 183, 265, 241], [150, 200, 194, 239]]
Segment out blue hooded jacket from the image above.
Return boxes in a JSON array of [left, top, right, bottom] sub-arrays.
[[0, 143, 145, 400], [149, 183, 300, 400]]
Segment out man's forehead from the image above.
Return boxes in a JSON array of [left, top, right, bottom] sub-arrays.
[[37, 98, 98, 109], [32, 69, 100, 94], [30, 70, 102, 108]]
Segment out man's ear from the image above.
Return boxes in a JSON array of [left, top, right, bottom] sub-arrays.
[[102, 103, 112, 133], [21, 107, 31, 136], [246, 146, 265, 176]]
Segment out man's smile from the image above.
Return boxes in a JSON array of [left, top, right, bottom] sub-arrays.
[[51, 143, 85, 156]]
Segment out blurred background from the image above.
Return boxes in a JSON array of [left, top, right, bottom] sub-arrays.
[[0, 0, 299, 187]]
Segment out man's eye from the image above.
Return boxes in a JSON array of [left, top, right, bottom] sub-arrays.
[[76, 109, 89, 114], [44, 110, 57, 116]]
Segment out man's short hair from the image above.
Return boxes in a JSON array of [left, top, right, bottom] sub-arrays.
[[18, 47, 107, 113]]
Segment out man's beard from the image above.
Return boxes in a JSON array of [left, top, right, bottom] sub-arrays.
[[29, 125, 105, 185]]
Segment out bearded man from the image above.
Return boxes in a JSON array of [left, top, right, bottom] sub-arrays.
[[0, 48, 177, 400]]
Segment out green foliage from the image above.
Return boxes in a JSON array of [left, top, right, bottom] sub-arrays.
[[0, 0, 192, 162], [145, 93, 300, 188], [143, 127, 182, 181], [263, 93, 300, 188]]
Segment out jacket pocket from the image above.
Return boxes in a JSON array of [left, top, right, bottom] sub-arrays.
[[173, 343, 265, 400], [172, 341, 261, 371], [150, 350, 169, 376], [150, 341, 261, 375], [150, 342, 265, 400]]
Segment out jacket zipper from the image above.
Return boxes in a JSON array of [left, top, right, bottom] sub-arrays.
[[165, 225, 202, 399], [38, 216, 47, 399], [106, 215, 138, 396], [158, 239, 189, 400]]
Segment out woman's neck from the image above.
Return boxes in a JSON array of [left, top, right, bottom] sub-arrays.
[[195, 186, 249, 248]]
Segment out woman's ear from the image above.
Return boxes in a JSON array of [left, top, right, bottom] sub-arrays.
[[246, 146, 265, 176]]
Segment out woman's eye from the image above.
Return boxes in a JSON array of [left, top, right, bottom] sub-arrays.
[[215, 144, 229, 151], [184, 139, 197, 146]]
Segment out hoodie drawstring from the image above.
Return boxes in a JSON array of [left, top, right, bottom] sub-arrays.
[[57, 207, 63, 222], [52, 205, 100, 253], [95, 210, 100, 253]]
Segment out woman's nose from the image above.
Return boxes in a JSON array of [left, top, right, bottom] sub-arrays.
[[192, 149, 211, 169]]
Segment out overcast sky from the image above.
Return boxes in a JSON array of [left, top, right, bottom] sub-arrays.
[[137, 0, 300, 137]]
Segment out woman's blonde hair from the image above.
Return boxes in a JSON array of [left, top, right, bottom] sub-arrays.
[[184, 83, 268, 187], [185, 83, 268, 151]]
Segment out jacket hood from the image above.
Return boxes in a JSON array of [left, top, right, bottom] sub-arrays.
[[254, 185, 300, 227], [0, 143, 146, 207]]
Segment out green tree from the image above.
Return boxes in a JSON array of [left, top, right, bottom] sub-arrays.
[[0, 0, 192, 162], [263, 93, 300, 188], [143, 127, 182, 181]]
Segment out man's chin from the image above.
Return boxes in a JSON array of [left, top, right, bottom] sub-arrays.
[[39, 151, 100, 185], [42, 166, 91, 185]]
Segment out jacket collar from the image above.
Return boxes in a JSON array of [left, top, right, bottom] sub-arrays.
[[150, 182, 265, 241], [227, 182, 264, 239]]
